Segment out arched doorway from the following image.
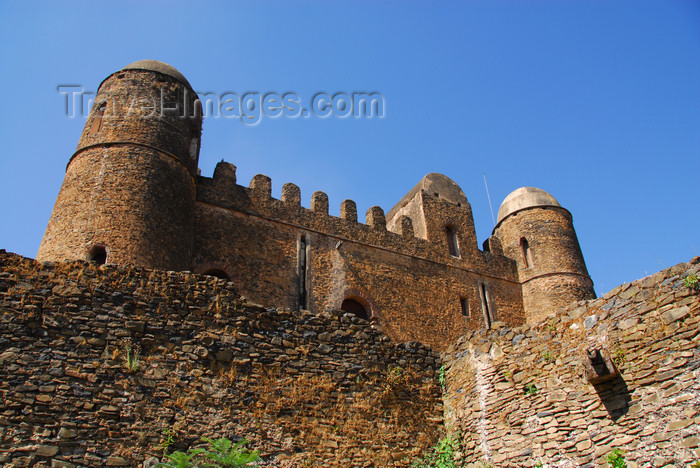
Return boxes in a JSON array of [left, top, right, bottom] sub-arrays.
[[202, 269, 230, 281], [341, 298, 370, 320], [87, 244, 108, 265]]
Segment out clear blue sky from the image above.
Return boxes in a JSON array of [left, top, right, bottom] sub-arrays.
[[0, 1, 698, 295]]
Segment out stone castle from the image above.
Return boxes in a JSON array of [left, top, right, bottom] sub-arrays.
[[4, 59, 699, 468], [37, 60, 596, 351]]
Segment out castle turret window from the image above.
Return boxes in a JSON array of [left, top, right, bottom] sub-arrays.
[[446, 225, 460, 258], [89, 102, 107, 135], [520, 237, 533, 268]]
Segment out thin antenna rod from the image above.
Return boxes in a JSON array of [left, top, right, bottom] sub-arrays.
[[483, 173, 495, 227]]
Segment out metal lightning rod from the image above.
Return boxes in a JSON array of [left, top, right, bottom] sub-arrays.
[[483, 173, 496, 228]]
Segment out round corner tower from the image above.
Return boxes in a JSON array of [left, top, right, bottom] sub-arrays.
[[37, 60, 203, 270], [492, 187, 596, 324]]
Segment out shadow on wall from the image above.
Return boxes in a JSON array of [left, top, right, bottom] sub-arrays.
[[583, 348, 631, 421], [593, 373, 632, 421]]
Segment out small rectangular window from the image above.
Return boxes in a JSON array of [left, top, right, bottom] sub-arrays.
[[460, 297, 469, 317], [520, 237, 533, 268], [298, 234, 309, 310], [446, 226, 460, 257]]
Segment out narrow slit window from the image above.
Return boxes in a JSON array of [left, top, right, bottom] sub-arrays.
[[90, 102, 107, 135], [520, 237, 533, 268], [446, 225, 460, 257], [480, 283, 492, 329], [460, 297, 469, 318], [298, 235, 308, 310]]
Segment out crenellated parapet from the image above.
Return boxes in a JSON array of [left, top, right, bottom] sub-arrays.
[[196, 161, 517, 281]]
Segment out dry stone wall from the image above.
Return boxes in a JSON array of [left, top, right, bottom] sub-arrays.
[[442, 257, 700, 467], [0, 250, 443, 467]]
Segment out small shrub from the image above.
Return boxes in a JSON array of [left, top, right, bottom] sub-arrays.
[[524, 383, 537, 396], [156, 450, 200, 468], [684, 274, 699, 292], [123, 341, 140, 373], [541, 350, 554, 362], [155, 437, 260, 468], [438, 365, 447, 392], [606, 448, 627, 468], [411, 434, 459, 468], [159, 427, 177, 453], [613, 348, 625, 367], [200, 437, 260, 467]]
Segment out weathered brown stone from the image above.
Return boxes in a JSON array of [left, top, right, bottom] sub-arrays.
[[443, 258, 700, 467], [36, 62, 597, 353]]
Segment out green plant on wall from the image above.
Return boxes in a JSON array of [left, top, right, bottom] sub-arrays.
[[411, 433, 459, 468], [684, 274, 699, 292], [438, 365, 447, 392], [613, 348, 625, 368], [155, 437, 260, 468], [541, 350, 554, 362], [122, 341, 140, 373], [524, 383, 537, 396], [159, 428, 177, 453], [606, 448, 627, 468]]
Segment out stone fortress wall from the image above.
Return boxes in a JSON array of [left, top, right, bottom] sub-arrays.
[[2, 252, 697, 467], [36, 60, 596, 351], [0, 250, 442, 467], [442, 256, 700, 467]]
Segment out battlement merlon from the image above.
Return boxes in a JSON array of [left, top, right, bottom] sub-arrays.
[[195, 161, 517, 279]]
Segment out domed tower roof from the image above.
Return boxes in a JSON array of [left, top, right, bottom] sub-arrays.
[[419, 173, 468, 204], [496, 187, 561, 224], [121, 60, 191, 87]]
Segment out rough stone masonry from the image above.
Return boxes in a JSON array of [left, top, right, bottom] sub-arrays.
[[442, 256, 700, 467], [37, 60, 595, 351], [0, 250, 442, 467]]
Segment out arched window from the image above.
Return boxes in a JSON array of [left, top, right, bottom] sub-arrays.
[[87, 244, 107, 265], [202, 269, 230, 280], [89, 102, 107, 135], [520, 237, 533, 268], [446, 225, 460, 257], [341, 298, 370, 321]]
